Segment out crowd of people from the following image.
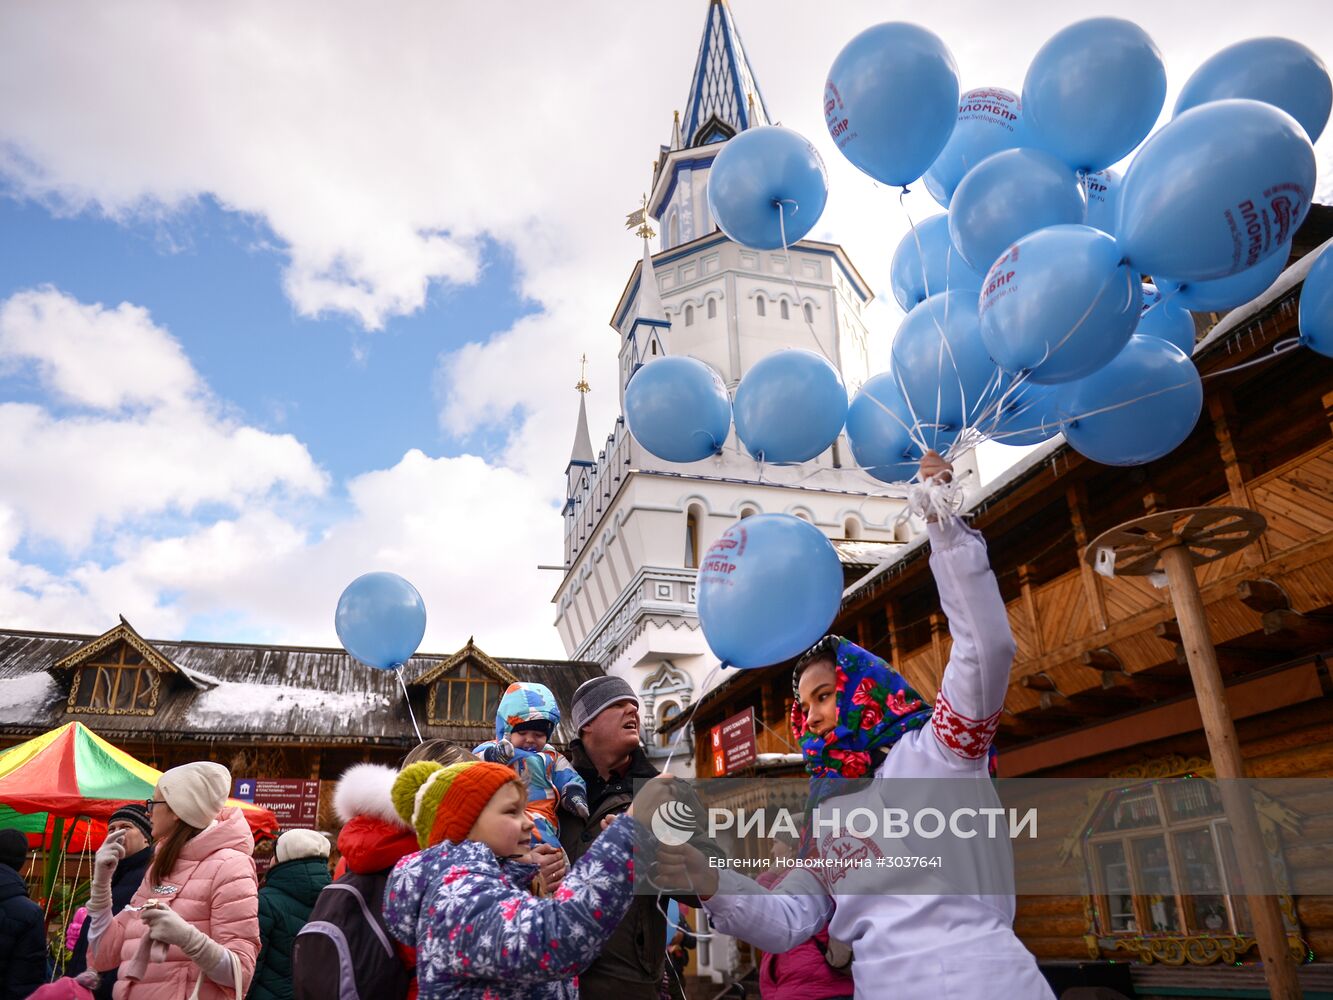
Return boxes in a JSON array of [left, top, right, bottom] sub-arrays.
[[0, 454, 1056, 1000]]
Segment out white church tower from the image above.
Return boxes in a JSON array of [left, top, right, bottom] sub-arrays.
[[554, 0, 957, 768]]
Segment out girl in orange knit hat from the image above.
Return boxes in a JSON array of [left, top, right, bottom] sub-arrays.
[[383, 759, 641, 1000]]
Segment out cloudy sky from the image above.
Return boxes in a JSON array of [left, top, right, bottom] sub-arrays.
[[1, 1, 1330, 659]]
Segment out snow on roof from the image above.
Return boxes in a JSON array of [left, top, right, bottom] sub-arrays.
[[0, 672, 62, 724], [1194, 238, 1329, 358], [186, 681, 393, 729]]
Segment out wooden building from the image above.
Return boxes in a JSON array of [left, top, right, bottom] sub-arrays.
[[0, 618, 603, 838], [666, 224, 1333, 997]]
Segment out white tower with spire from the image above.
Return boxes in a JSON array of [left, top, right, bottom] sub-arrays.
[[553, 0, 972, 772]]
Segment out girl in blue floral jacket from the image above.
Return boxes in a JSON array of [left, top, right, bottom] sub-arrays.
[[383, 759, 638, 1000]]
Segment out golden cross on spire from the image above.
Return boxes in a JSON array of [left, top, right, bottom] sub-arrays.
[[624, 192, 656, 240], [575, 353, 591, 394]]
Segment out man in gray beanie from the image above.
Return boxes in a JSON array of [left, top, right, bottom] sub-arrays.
[[559, 675, 718, 1000]]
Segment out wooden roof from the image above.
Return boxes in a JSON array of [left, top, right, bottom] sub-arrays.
[[0, 624, 602, 747]]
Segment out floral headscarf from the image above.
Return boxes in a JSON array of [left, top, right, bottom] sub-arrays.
[[790, 636, 931, 789]]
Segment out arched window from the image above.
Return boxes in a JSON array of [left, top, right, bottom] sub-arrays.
[[657, 701, 682, 747], [650, 341, 658, 356], [844, 517, 862, 539], [804, 302, 814, 323], [793, 510, 810, 522], [739, 506, 757, 520], [707, 298, 717, 320], [684, 305, 694, 326], [669, 214, 680, 247], [1086, 777, 1257, 938], [685, 508, 701, 568], [756, 298, 766, 317], [780, 300, 790, 320]]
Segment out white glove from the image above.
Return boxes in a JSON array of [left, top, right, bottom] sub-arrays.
[[140, 906, 226, 970], [89, 829, 126, 911]]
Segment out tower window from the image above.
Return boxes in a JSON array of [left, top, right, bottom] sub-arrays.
[[669, 214, 680, 247], [780, 300, 790, 320], [685, 508, 701, 568], [657, 701, 682, 747], [685, 305, 694, 326], [651, 341, 658, 356], [804, 302, 814, 323], [707, 298, 717, 320], [844, 517, 862, 539], [756, 298, 766, 317]]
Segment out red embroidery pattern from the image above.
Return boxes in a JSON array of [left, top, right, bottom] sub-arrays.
[[931, 690, 1000, 760]]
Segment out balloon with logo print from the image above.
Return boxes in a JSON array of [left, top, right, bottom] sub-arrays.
[[708, 126, 828, 250], [888, 213, 982, 310], [979, 224, 1141, 384], [1116, 100, 1316, 283], [696, 514, 845, 669], [891, 290, 998, 443], [1298, 246, 1333, 358], [625, 356, 733, 463], [1082, 169, 1121, 236], [1175, 37, 1332, 143], [1157, 244, 1290, 313], [824, 22, 959, 187], [335, 573, 427, 671], [948, 147, 1086, 274], [845, 373, 922, 484], [733, 350, 847, 464], [1059, 335, 1203, 467], [1135, 302, 1197, 355], [1023, 17, 1166, 172], [923, 86, 1025, 208]]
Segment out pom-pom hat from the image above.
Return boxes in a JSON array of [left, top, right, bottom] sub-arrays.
[[391, 760, 522, 849]]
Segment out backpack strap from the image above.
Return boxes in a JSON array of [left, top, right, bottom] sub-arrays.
[[322, 881, 395, 958]]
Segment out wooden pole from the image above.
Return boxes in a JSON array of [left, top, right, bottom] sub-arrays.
[[1160, 543, 1302, 999]]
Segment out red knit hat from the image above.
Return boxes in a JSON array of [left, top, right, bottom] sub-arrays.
[[391, 760, 524, 848]]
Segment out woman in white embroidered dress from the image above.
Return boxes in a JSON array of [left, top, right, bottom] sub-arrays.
[[655, 452, 1055, 999]]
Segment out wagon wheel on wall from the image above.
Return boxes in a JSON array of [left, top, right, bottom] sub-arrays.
[[1084, 506, 1267, 577]]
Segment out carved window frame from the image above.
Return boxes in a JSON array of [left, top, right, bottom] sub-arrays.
[[66, 643, 161, 717]]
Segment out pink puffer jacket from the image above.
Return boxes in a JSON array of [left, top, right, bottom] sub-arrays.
[[90, 808, 260, 1000]]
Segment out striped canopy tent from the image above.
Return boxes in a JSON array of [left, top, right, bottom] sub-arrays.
[[0, 722, 278, 850]]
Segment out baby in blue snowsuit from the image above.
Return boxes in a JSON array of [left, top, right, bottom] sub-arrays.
[[473, 682, 589, 845]]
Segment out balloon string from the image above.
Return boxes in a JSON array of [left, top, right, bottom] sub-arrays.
[[897, 190, 972, 449], [662, 661, 724, 772], [775, 200, 838, 365], [395, 666, 424, 744], [1201, 336, 1300, 378]]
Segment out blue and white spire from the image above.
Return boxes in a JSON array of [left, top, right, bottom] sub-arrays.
[[680, 0, 771, 148]]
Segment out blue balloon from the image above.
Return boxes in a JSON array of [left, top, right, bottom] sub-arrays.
[[948, 147, 1086, 273], [734, 350, 847, 463], [1135, 302, 1196, 355], [979, 224, 1141, 384], [845, 373, 921, 483], [1059, 335, 1203, 466], [335, 572, 427, 671], [988, 380, 1064, 448], [1175, 37, 1332, 143], [625, 356, 732, 463], [696, 514, 844, 669], [708, 126, 828, 250], [888, 213, 982, 310], [891, 290, 999, 443], [1083, 169, 1121, 235], [923, 87, 1025, 208], [1023, 18, 1166, 171], [1300, 246, 1333, 358], [1158, 243, 1290, 313], [825, 22, 959, 187], [1116, 100, 1316, 283]]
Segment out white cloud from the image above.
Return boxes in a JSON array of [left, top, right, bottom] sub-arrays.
[[0, 451, 565, 657], [0, 288, 326, 549]]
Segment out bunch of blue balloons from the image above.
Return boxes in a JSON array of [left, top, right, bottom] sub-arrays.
[[633, 20, 1332, 671]]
